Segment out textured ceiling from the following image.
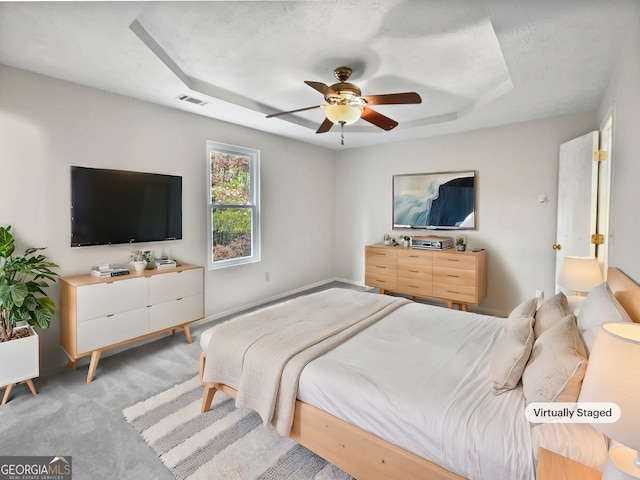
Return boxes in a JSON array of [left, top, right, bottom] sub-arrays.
[[0, 1, 639, 149]]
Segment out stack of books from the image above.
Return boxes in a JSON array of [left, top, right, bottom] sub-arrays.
[[90, 264, 130, 278], [156, 259, 177, 270]]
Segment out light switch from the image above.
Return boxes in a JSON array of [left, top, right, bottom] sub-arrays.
[[538, 194, 547, 204]]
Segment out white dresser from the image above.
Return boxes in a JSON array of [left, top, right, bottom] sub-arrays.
[[60, 264, 204, 382]]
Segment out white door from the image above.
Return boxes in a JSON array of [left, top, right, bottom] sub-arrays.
[[555, 131, 599, 293]]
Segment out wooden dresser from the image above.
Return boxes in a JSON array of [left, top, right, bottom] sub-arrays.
[[365, 244, 487, 310], [60, 264, 204, 382]]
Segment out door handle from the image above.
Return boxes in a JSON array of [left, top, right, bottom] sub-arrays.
[[552, 244, 562, 250]]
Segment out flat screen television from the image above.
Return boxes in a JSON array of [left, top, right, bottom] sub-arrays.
[[393, 170, 476, 230], [70, 166, 182, 247]]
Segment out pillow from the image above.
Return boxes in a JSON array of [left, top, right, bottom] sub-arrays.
[[534, 292, 570, 338], [577, 282, 632, 354], [522, 314, 588, 403], [510, 297, 538, 319], [490, 302, 536, 395]]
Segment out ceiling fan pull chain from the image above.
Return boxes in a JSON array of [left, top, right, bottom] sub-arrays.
[[340, 121, 345, 145]]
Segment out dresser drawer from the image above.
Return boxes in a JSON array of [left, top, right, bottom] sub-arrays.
[[365, 257, 397, 275], [433, 252, 477, 270], [433, 266, 476, 286], [397, 278, 432, 297], [398, 249, 433, 266], [149, 293, 204, 333], [398, 263, 432, 281], [365, 246, 397, 261], [77, 307, 149, 353], [433, 283, 477, 304], [76, 277, 148, 321], [365, 273, 397, 291], [149, 268, 203, 305]]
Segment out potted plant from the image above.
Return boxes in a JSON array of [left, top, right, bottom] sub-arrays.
[[129, 250, 155, 272], [0, 225, 58, 403], [402, 235, 411, 248], [455, 235, 466, 252], [383, 234, 392, 246]]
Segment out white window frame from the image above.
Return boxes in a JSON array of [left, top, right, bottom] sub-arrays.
[[207, 140, 260, 269]]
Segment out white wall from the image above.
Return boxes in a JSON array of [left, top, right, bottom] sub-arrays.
[[598, 15, 640, 281], [0, 64, 336, 371], [334, 113, 597, 316], [4, 55, 631, 373]]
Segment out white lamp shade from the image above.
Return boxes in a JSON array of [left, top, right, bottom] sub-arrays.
[[558, 256, 603, 293], [579, 322, 640, 452], [603, 444, 640, 479], [325, 104, 363, 125]]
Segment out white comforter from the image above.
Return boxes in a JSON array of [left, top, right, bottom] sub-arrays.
[[200, 290, 608, 480], [297, 301, 608, 480], [201, 288, 410, 435]]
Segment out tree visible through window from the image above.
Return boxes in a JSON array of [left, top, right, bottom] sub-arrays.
[[207, 141, 260, 268]]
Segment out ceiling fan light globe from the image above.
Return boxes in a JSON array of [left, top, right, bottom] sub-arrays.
[[325, 104, 363, 125]]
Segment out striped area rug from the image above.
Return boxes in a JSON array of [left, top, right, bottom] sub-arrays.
[[123, 376, 353, 480]]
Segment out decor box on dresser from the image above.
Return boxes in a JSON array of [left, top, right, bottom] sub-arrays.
[[60, 264, 204, 382], [365, 244, 487, 310]]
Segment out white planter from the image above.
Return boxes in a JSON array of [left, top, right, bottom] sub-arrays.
[[0, 325, 39, 387], [132, 261, 147, 273]]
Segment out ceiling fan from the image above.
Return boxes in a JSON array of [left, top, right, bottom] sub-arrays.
[[266, 66, 422, 142]]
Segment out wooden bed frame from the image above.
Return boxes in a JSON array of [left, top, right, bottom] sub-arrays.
[[200, 267, 640, 480]]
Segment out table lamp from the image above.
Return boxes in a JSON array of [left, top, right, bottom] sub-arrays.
[[579, 322, 640, 479], [558, 256, 603, 295]]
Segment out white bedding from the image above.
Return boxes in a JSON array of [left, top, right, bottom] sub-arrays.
[[297, 301, 608, 480], [200, 291, 609, 480]]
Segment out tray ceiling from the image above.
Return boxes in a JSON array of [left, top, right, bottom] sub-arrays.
[[0, 1, 638, 149]]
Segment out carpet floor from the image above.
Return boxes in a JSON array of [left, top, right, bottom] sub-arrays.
[[123, 376, 353, 480]]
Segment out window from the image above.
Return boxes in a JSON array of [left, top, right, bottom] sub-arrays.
[[207, 141, 260, 268]]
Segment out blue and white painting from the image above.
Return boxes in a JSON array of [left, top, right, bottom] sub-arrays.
[[393, 171, 475, 229]]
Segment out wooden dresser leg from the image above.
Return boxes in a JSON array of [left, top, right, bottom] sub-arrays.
[[87, 350, 102, 383], [447, 300, 454, 309], [25, 379, 37, 396], [183, 324, 193, 344], [461, 304, 468, 312], [1, 384, 15, 405], [201, 384, 217, 413]]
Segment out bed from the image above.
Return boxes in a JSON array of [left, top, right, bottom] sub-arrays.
[[199, 267, 640, 480]]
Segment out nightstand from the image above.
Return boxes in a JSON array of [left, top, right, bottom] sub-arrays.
[[537, 448, 602, 480]]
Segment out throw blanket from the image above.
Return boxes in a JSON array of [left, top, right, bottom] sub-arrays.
[[202, 288, 410, 435]]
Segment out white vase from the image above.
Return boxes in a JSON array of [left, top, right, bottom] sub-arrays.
[[132, 261, 146, 273]]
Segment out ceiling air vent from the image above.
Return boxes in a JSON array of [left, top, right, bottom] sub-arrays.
[[177, 94, 208, 106]]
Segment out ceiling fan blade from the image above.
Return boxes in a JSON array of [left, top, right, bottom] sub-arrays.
[[304, 81, 337, 97], [361, 107, 398, 131], [315, 118, 334, 134], [266, 105, 322, 118], [362, 92, 422, 105]]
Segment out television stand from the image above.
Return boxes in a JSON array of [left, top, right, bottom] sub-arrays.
[[60, 264, 204, 382]]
